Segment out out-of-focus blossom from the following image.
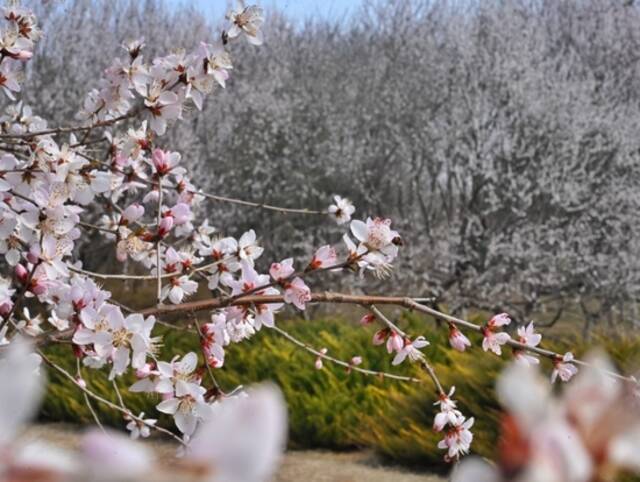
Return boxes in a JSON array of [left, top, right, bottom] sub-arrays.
[[186, 384, 287, 482], [453, 356, 640, 482]]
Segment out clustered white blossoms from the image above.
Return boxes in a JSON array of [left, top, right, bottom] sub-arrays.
[[434, 387, 475, 462], [0, 4, 40, 100]]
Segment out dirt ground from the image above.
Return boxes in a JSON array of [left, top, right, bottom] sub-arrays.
[[21, 424, 446, 481]]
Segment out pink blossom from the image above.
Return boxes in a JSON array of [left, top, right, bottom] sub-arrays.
[[482, 313, 512, 356], [481, 329, 511, 356], [164, 203, 191, 225], [308, 245, 337, 270], [283, 277, 311, 310], [151, 148, 181, 176], [487, 313, 511, 329], [157, 216, 174, 238], [269, 258, 294, 282], [434, 387, 463, 432], [226, 3, 265, 45], [514, 322, 542, 366]]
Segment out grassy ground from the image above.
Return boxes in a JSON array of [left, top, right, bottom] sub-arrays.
[[22, 424, 445, 482]]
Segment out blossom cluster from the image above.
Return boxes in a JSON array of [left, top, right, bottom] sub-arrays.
[[0, 4, 40, 100]]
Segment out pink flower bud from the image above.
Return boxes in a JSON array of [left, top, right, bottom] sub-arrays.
[[372, 329, 388, 346], [0, 300, 13, 316], [359, 313, 375, 326], [386, 331, 403, 353], [351, 356, 362, 366], [14, 263, 28, 283], [448, 325, 471, 352], [152, 148, 168, 174], [157, 216, 174, 238]]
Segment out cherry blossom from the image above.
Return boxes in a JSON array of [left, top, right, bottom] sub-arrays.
[[350, 217, 401, 262], [151, 352, 212, 436], [385, 330, 403, 354], [270, 257, 295, 282], [72, 306, 157, 379], [392, 336, 429, 365], [201, 313, 229, 368], [328, 195, 355, 225], [372, 328, 388, 346], [308, 245, 337, 270], [438, 416, 474, 462], [551, 352, 579, 383], [236, 229, 263, 266], [359, 313, 375, 325], [161, 275, 198, 304], [226, 2, 265, 45], [283, 277, 311, 310], [481, 313, 512, 356], [514, 322, 542, 366], [125, 412, 157, 440], [433, 387, 463, 432]]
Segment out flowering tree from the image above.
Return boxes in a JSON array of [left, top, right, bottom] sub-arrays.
[[0, 1, 639, 481]]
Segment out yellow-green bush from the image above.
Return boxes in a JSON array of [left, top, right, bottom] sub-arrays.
[[39, 314, 640, 469]]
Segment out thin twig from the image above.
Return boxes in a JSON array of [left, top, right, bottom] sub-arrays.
[[271, 325, 422, 383], [39, 350, 185, 444]]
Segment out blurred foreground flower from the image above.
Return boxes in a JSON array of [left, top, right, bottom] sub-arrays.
[[452, 354, 640, 482], [0, 342, 288, 481]]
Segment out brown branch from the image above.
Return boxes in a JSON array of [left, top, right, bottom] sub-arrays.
[[135, 292, 636, 384]]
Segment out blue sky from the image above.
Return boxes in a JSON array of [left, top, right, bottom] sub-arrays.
[[171, 0, 363, 21]]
